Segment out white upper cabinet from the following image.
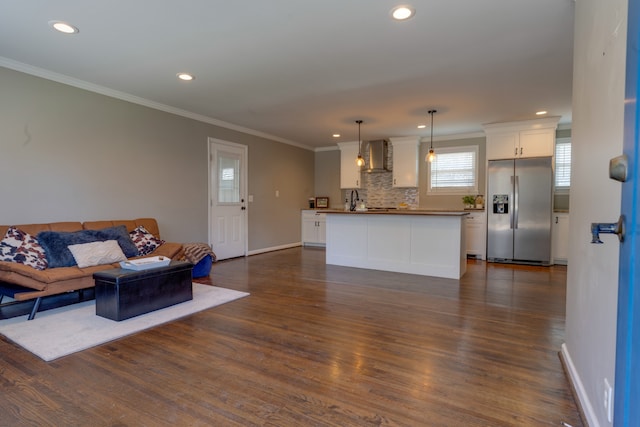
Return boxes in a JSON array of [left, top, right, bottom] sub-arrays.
[[483, 117, 560, 160], [390, 136, 420, 187], [486, 132, 519, 160], [338, 141, 362, 189]]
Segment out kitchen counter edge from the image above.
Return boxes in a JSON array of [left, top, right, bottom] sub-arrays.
[[322, 209, 469, 216]]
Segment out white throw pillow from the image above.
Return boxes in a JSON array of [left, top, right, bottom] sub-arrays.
[[67, 240, 127, 268]]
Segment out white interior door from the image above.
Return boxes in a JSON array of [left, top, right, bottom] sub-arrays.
[[209, 138, 247, 260]]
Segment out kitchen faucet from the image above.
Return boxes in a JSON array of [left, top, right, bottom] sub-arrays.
[[350, 189, 359, 212]]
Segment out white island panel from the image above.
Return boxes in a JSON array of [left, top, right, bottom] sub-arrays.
[[326, 212, 466, 279], [366, 215, 412, 265], [325, 215, 368, 264], [409, 216, 466, 278]]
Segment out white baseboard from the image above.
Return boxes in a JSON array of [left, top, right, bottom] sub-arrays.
[[561, 343, 600, 427], [247, 242, 302, 256]]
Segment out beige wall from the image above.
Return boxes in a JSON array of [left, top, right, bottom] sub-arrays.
[[419, 136, 487, 210], [0, 67, 314, 251], [314, 136, 488, 211], [316, 130, 570, 212], [314, 149, 341, 208], [563, 0, 627, 426], [564, 0, 626, 425]]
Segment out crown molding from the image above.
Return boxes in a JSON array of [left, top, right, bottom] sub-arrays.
[[417, 131, 486, 143]]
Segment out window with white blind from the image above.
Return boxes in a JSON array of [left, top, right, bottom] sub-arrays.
[[427, 145, 478, 195], [555, 138, 571, 192]]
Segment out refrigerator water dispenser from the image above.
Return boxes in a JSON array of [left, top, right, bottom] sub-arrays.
[[492, 194, 509, 214]]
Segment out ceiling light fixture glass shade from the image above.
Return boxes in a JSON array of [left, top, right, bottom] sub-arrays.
[[391, 5, 415, 20], [426, 109, 437, 163], [177, 73, 195, 81], [49, 20, 79, 34], [355, 120, 365, 167]]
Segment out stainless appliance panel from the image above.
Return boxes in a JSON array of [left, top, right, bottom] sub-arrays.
[[487, 159, 515, 260], [513, 157, 552, 262], [487, 157, 552, 265]]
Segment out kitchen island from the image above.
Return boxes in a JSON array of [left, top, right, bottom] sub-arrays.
[[324, 210, 468, 279]]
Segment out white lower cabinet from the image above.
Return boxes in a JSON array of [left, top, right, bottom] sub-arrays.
[[302, 210, 326, 246], [465, 211, 486, 260], [552, 212, 570, 265]]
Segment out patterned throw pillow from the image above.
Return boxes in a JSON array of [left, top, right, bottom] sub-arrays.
[[0, 227, 48, 270], [129, 226, 165, 256]]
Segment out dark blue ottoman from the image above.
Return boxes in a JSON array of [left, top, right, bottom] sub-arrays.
[[192, 255, 213, 278]]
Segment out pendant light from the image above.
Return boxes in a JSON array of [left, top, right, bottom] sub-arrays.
[[426, 110, 437, 163], [355, 120, 365, 167]]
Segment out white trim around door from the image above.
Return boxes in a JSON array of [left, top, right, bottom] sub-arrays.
[[208, 138, 248, 260]]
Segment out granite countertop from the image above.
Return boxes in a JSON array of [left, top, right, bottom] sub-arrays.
[[322, 209, 469, 216]]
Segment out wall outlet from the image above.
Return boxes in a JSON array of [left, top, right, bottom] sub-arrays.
[[275, 190, 279, 198], [604, 378, 613, 423]]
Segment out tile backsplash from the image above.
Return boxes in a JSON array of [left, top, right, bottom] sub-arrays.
[[342, 142, 419, 208]]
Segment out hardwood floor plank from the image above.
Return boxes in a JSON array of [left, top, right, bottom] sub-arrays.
[[0, 247, 582, 426]]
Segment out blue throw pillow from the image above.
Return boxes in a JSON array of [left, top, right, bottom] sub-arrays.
[[37, 226, 138, 268], [95, 226, 139, 258]]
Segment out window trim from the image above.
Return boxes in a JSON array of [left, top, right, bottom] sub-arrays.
[[427, 145, 479, 196], [554, 137, 571, 193]]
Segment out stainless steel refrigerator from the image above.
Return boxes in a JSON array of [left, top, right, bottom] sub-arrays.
[[487, 157, 553, 265]]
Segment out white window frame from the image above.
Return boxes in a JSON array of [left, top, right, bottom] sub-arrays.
[[427, 145, 479, 196], [555, 137, 571, 193]]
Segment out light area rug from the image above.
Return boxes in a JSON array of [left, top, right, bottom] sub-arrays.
[[0, 283, 248, 362]]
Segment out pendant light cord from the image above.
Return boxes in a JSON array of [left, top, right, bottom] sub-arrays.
[[355, 120, 364, 167], [357, 120, 363, 154], [429, 110, 436, 150]]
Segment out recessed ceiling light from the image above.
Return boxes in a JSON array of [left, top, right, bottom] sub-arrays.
[[49, 20, 79, 34], [177, 73, 195, 81], [536, 110, 548, 115], [332, 134, 341, 138], [417, 125, 426, 129], [391, 5, 415, 21]]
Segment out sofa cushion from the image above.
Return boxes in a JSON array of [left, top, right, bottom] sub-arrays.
[[38, 226, 139, 268], [130, 226, 165, 256], [0, 227, 48, 270], [68, 240, 127, 268]]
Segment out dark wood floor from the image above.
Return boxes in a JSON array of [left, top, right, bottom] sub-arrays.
[[0, 247, 583, 426]]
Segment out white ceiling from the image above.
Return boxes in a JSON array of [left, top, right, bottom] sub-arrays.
[[0, 0, 575, 150]]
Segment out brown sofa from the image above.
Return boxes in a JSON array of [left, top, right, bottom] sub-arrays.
[[0, 218, 183, 319]]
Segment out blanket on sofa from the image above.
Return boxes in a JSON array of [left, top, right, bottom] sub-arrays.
[[183, 243, 217, 265]]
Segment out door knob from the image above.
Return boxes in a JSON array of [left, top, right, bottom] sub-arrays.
[[591, 215, 624, 244], [609, 154, 628, 182]]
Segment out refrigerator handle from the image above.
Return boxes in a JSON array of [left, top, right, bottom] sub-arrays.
[[510, 176, 515, 229], [514, 175, 519, 229]]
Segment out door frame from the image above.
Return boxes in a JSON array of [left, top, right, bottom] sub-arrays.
[[208, 137, 248, 258]]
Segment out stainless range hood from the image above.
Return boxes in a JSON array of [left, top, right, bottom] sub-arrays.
[[367, 139, 390, 172]]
